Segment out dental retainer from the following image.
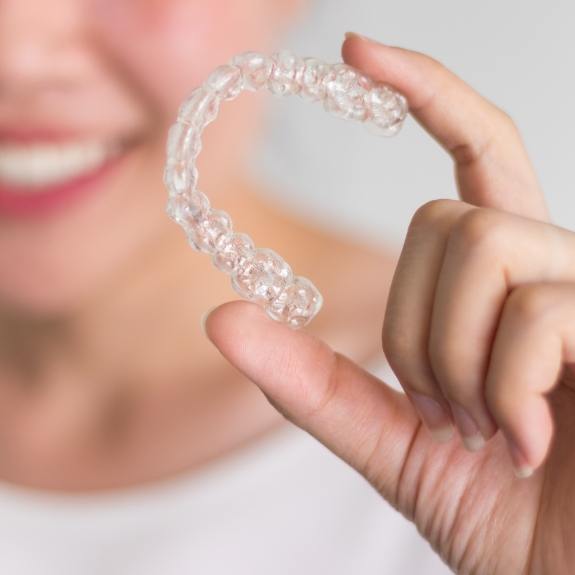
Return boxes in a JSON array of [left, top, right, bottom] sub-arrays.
[[164, 50, 408, 329]]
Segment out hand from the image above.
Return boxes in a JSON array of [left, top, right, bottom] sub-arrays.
[[203, 34, 574, 574]]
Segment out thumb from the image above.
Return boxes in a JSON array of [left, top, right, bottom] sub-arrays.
[[203, 300, 420, 500]]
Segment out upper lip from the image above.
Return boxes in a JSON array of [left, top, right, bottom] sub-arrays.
[[0, 126, 95, 144], [0, 126, 143, 154]]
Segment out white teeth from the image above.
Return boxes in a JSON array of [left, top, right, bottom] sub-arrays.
[[0, 141, 122, 191]]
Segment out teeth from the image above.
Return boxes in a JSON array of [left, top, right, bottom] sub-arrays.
[[0, 141, 122, 191]]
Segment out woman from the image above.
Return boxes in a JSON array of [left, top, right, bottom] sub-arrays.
[[0, 0, 572, 573]]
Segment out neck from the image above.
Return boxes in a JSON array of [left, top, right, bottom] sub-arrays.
[[0, 176, 289, 491]]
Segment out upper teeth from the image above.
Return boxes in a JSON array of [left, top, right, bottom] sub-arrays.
[[0, 141, 121, 190]]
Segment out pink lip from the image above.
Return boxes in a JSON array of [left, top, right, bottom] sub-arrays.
[[0, 128, 132, 218], [0, 152, 127, 219], [0, 126, 89, 142]]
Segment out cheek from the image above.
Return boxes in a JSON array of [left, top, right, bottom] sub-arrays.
[[0, 150, 167, 313], [90, 0, 278, 119]]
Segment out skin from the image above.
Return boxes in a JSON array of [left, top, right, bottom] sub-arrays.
[[0, 0, 393, 490], [205, 35, 575, 574]]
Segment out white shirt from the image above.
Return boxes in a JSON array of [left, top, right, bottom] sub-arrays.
[[0, 358, 451, 574]]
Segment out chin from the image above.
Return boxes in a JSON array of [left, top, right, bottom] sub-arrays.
[[0, 231, 140, 318], [0, 144, 170, 318], [0, 268, 106, 318]]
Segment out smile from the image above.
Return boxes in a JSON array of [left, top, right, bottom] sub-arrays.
[[0, 138, 129, 217], [0, 140, 122, 190]]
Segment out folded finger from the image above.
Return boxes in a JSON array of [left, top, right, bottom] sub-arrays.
[[429, 210, 575, 445], [383, 198, 470, 441], [484, 283, 575, 477]]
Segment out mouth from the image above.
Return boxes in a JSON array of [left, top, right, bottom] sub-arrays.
[[0, 136, 132, 217]]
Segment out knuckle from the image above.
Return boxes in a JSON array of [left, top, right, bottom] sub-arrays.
[[413, 50, 448, 75], [505, 284, 555, 325], [409, 199, 460, 231], [266, 335, 338, 421], [449, 208, 507, 257], [300, 348, 341, 419], [494, 106, 518, 134]]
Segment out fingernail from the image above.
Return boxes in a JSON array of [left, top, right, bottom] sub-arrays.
[[344, 31, 380, 44], [200, 305, 218, 337], [409, 392, 454, 443], [508, 440, 534, 479], [450, 403, 485, 452]]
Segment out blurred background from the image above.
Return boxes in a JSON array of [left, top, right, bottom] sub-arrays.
[[258, 0, 573, 249]]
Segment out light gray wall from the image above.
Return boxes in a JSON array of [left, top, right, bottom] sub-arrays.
[[256, 0, 573, 249]]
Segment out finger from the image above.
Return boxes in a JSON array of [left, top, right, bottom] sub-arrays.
[[382, 198, 471, 442], [203, 300, 420, 502], [428, 209, 575, 446], [342, 33, 549, 221], [484, 283, 575, 477]]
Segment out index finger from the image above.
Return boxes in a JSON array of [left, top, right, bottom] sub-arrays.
[[342, 33, 549, 221]]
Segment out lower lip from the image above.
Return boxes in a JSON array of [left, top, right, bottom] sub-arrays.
[[0, 151, 128, 218]]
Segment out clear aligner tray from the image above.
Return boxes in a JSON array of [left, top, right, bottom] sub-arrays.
[[164, 50, 408, 329]]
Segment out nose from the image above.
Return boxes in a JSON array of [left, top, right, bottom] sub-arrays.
[[0, 0, 84, 98]]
